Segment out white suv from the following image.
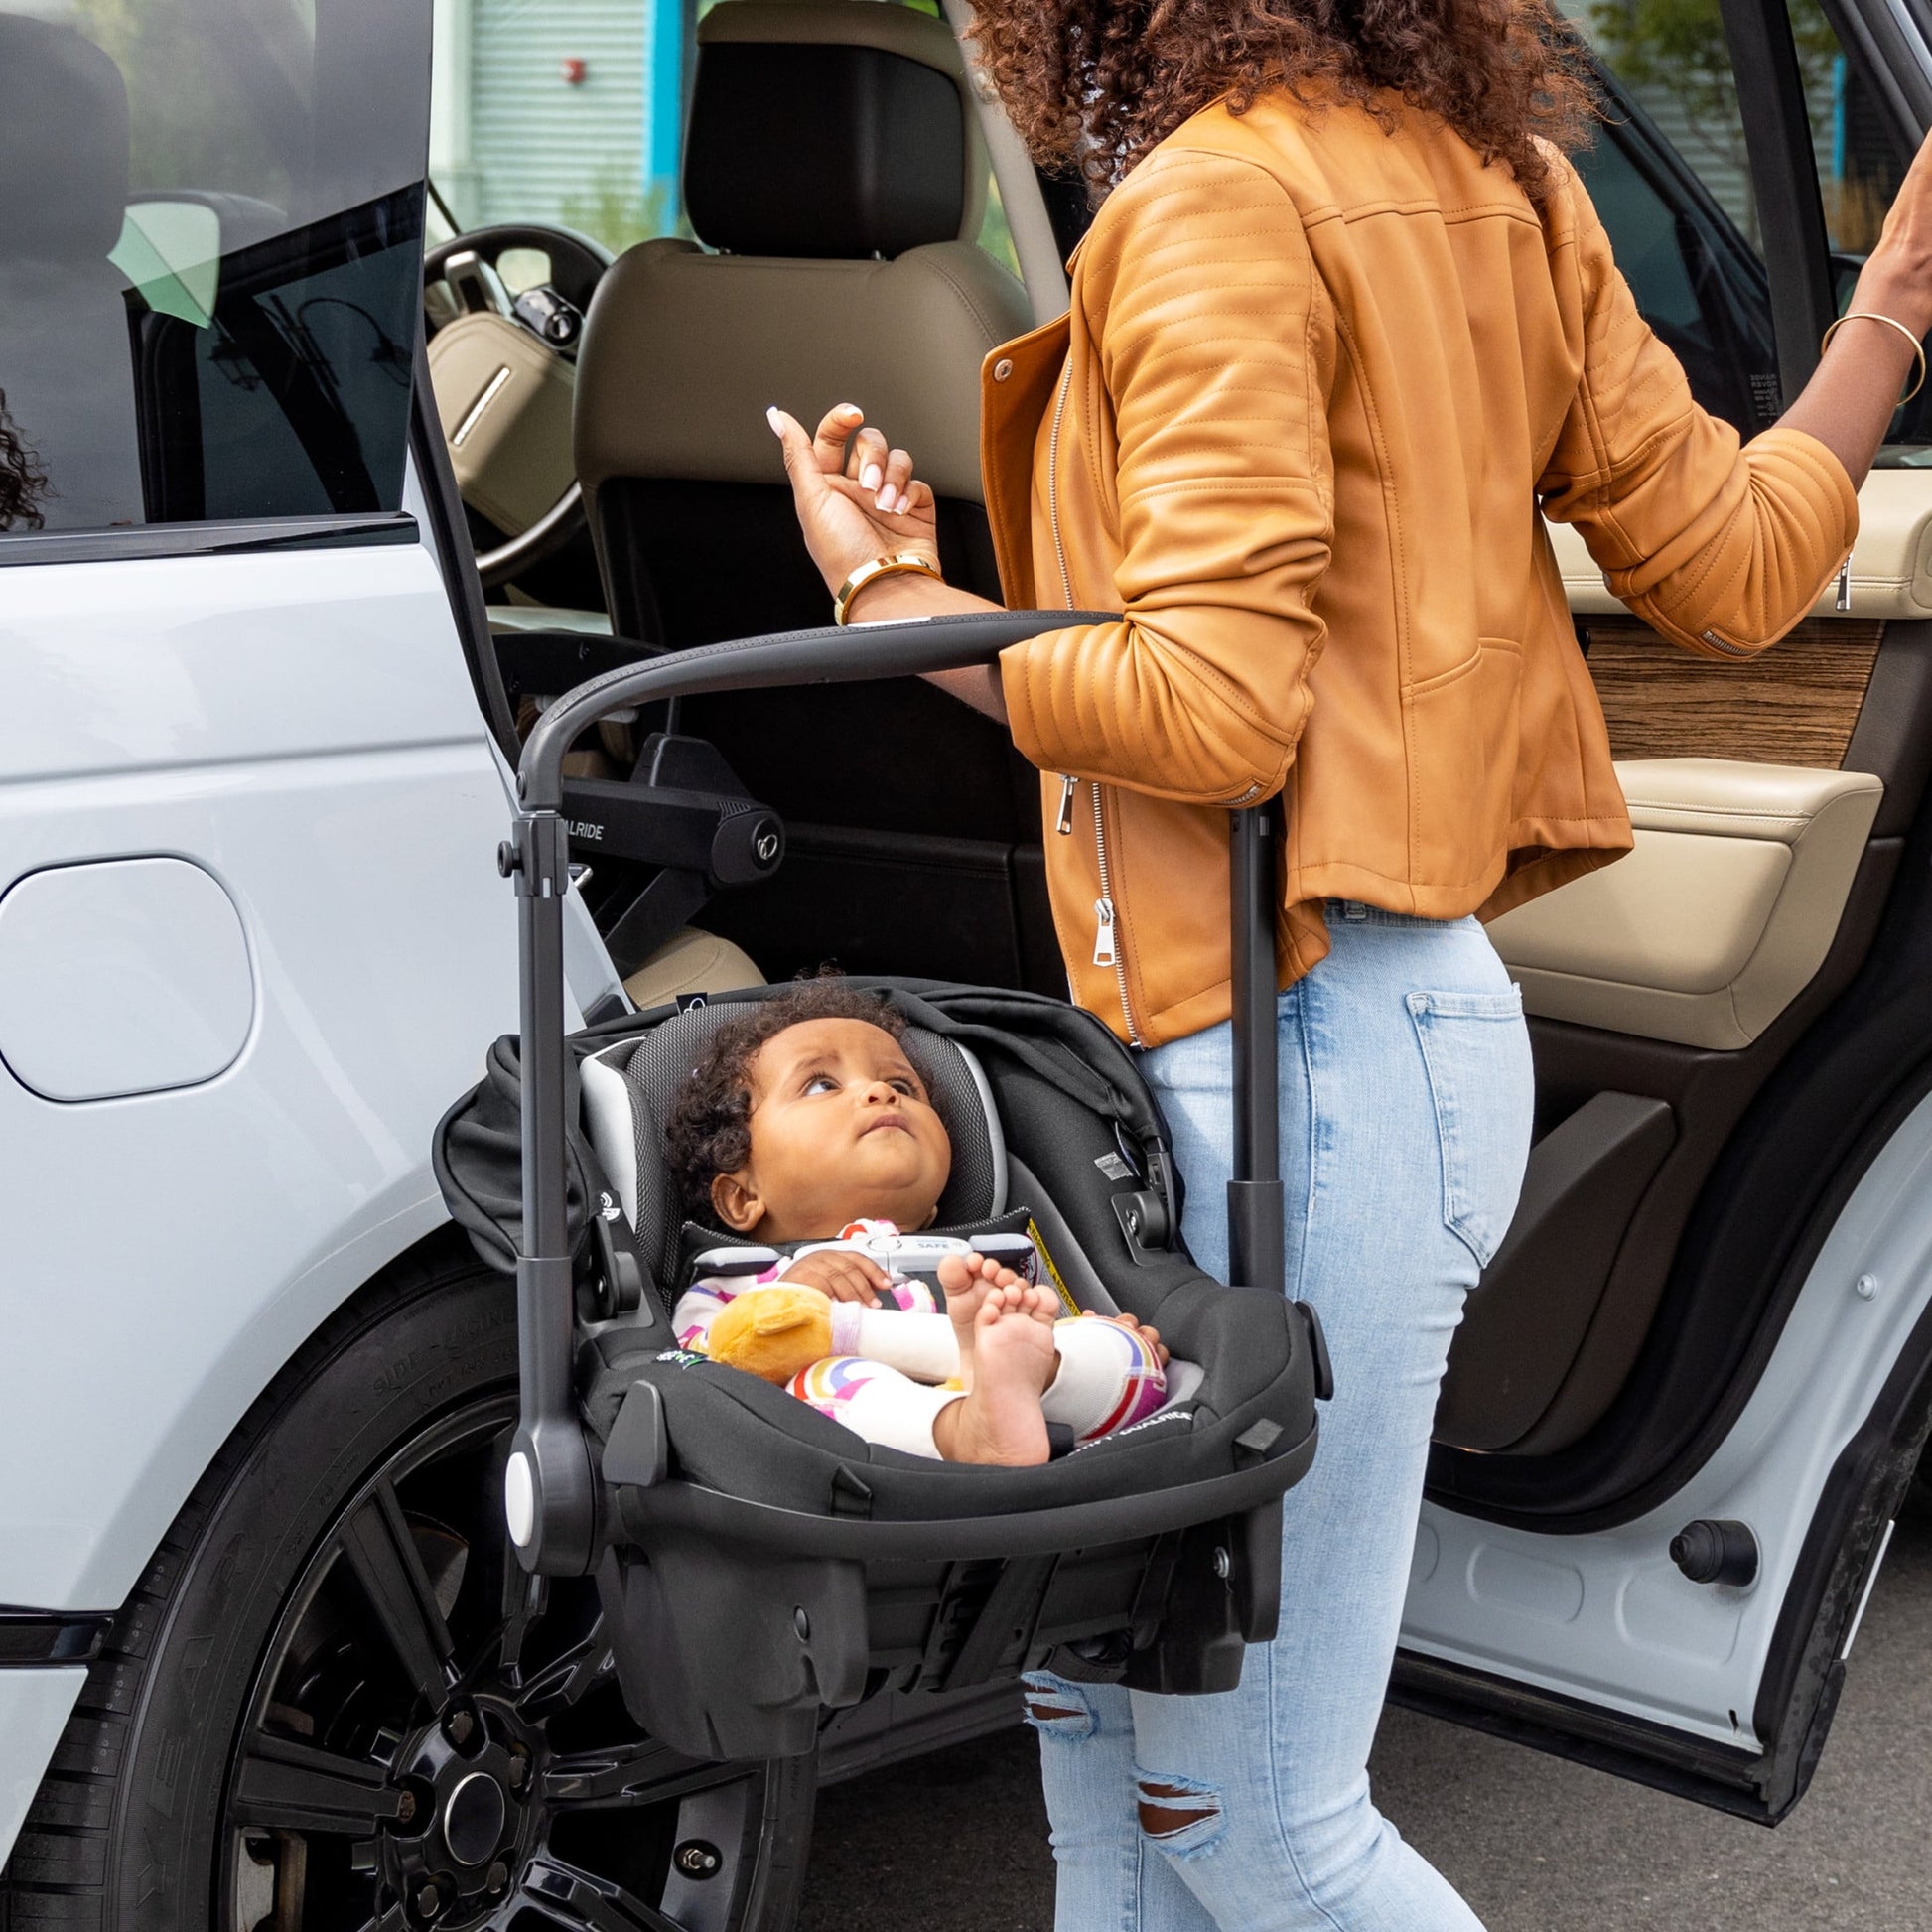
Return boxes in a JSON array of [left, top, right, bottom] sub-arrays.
[[6, 0, 1932, 1928]]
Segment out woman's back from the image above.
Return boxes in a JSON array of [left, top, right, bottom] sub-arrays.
[[980, 90, 1855, 1042]]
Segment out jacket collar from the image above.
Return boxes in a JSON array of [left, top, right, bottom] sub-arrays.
[[979, 308, 1072, 611]]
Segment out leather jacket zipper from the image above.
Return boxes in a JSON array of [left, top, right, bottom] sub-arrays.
[[1044, 360, 1142, 1043], [1699, 627, 1755, 659], [1046, 360, 1076, 609]]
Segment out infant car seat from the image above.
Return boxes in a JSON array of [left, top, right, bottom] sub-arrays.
[[433, 610, 1330, 1762]]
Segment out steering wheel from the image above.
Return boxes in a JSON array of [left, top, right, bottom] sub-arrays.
[[425, 222, 614, 589]]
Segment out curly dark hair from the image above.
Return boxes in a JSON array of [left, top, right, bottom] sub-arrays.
[[663, 980, 920, 1225], [966, 0, 1596, 202], [0, 390, 48, 533]]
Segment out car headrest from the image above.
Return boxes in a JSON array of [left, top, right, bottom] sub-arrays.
[[586, 998, 1008, 1286], [684, 0, 985, 259], [0, 15, 130, 265]]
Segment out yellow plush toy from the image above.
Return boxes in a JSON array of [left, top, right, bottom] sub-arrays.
[[705, 1282, 965, 1387], [705, 1284, 837, 1384]]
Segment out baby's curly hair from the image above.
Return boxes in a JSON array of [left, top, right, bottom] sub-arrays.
[[663, 980, 919, 1224]]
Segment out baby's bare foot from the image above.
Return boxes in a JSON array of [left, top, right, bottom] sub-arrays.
[[932, 1285, 1058, 1466], [938, 1253, 1024, 1391]]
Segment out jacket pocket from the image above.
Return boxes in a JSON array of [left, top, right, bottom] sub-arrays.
[[1405, 640, 1523, 881], [1405, 986, 1533, 1269]]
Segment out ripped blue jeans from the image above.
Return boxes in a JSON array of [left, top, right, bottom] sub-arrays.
[[1026, 906, 1533, 1932]]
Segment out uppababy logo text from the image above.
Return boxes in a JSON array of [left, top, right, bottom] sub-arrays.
[[1073, 1405, 1194, 1450]]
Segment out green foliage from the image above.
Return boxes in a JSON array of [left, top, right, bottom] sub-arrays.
[[559, 167, 683, 253], [1587, 0, 1842, 240], [977, 178, 1022, 280]]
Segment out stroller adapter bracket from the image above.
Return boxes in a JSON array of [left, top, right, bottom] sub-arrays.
[[503, 612, 1120, 1573]]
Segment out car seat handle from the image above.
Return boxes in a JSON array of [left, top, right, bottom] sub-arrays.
[[514, 609, 1119, 813], [500, 610, 1116, 1576], [1226, 803, 1286, 1291]]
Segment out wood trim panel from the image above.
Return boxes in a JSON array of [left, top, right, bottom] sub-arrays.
[[1580, 616, 1884, 770]]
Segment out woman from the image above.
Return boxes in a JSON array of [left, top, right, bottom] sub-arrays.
[[767, 0, 1932, 1921]]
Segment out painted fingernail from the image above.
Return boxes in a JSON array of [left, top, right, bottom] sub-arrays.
[[861, 463, 882, 491], [765, 406, 782, 434]]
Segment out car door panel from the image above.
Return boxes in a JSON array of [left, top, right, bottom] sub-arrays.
[[1398, 0, 1932, 1813], [0, 531, 520, 1613], [1579, 615, 1884, 767], [1405, 1075, 1932, 1821], [1491, 759, 1883, 1047]]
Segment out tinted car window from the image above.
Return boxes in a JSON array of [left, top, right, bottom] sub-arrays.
[[0, 0, 429, 541], [1784, 0, 1932, 456], [1563, 0, 1783, 435]]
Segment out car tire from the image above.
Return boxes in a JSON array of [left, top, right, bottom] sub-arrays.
[[0, 1236, 815, 1932]]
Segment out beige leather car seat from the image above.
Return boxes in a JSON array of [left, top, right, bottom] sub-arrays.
[[622, 925, 763, 1010], [574, 0, 1032, 648]]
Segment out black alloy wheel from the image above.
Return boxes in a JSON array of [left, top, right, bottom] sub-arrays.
[[224, 1400, 787, 1931], [0, 1247, 813, 1932]]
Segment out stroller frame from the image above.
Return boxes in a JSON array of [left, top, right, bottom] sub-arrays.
[[495, 610, 1320, 1740]]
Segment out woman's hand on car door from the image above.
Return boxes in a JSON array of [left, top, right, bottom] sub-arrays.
[[1784, 126, 1932, 489]]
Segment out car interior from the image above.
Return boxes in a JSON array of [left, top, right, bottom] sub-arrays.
[[422, 0, 1932, 1549]]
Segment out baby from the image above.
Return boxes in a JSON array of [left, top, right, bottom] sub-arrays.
[[663, 981, 1169, 1465]]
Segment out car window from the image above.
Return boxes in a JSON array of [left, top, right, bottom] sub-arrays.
[[429, 0, 1021, 277], [1560, 0, 1784, 435], [1571, 0, 1932, 455], [0, 0, 430, 545], [1783, 0, 1932, 457], [1573, 0, 1761, 239]]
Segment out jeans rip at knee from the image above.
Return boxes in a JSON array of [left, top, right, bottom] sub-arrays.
[[1022, 1674, 1097, 1741], [1135, 1768, 1225, 1860]]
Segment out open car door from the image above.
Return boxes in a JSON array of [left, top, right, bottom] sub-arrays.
[[435, 0, 1932, 1824], [1392, 0, 1932, 1822]]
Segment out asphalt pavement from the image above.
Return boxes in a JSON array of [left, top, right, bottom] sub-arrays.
[[800, 1509, 1932, 1930]]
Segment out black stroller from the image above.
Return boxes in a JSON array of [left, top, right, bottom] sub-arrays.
[[434, 610, 1330, 1763]]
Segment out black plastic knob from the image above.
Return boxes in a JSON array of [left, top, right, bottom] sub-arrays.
[[1670, 1518, 1758, 1587]]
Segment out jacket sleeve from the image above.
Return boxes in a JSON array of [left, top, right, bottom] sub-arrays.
[[997, 147, 1335, 805], [1538, 167, 1858, 658]]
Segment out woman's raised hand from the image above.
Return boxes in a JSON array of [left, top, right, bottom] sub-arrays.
[[1859, 126, 1932, 339], [767, 403, 941, 599]]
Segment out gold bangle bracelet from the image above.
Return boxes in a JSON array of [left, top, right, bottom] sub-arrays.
[[1821, 310, 1929, 404], [832, 550, 944, 626]]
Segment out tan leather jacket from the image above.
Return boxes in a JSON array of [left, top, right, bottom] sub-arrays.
[[982, 93, 1858, 1048]]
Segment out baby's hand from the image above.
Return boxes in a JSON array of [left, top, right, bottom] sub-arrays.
[[1081, 1309, 1170, 1367], [778, 1249, 894, 1307]]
